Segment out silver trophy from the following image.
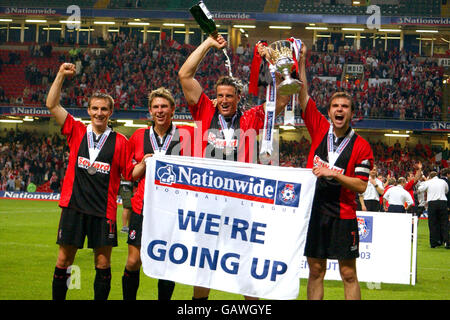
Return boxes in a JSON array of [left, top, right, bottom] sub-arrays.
[[266, 40, 302, 95]]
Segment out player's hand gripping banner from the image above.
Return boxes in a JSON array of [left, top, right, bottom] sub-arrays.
[[141, 155, 316, 299]]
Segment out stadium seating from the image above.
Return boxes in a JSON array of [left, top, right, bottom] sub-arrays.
[[0, 49, 61, 106], [1, 0, 96, 8], [0, 32, 445, 121], [108, 0, 267, 11], [1, 127, 447, 193], [1, 0, 442, 16], [277, 0, 441, 17]]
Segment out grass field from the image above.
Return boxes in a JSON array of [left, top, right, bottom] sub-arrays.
[[0, 199, 449, 300]]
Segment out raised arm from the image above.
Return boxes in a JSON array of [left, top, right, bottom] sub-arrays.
[[46, 63, 75, 126], [297, 44, 310, 114], [178, 35, 227, 106]]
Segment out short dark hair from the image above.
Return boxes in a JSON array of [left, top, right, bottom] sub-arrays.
[[88, 91, 114, 110], [215, 76, 242, 95], [328, 92, 354, 112]]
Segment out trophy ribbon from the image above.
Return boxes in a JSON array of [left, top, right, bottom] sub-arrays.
[[284, 94, 296, 126], [288, 37, 302, 74], [259, 64, 277, 157], [283, 37, 302, 125]]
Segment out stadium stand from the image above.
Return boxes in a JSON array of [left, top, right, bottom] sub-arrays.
[[0, 47, 61, 107], [277, 0, 441, 17], [108, 0, 267, 11], [1, 127, 447, 193], [0, 1, 448, 194], [0, 33, 446, 121], [0, 129, 68, 192], [1, 0, 97, 7], [305, 49, 445, 120]]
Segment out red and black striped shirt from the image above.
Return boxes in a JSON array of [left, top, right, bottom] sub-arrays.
[[59, 114, 128, 221], [126, 125, 193, 215], [302, 98, 374, 219]]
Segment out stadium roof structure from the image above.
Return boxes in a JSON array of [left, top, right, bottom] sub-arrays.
[[0, 0, 449, 26]]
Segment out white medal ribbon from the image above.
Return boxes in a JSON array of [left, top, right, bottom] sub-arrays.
[[149, 125, 177, 155], [327, 123, 354, 167], [259, 64, 277, 156], [218, 114, 237, 153], [86, 124, 111, 166]]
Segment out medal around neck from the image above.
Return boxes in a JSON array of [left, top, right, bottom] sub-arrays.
[[86, 124, 111, 176], [87, 166, 97, 175]]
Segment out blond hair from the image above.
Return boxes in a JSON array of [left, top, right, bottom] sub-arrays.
[[148, 87, 175, 108]]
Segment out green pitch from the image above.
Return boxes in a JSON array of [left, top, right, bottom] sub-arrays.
[[0, 199, 448, 300]]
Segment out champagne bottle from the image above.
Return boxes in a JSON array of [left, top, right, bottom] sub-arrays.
[[189, 1, 233, 77], [189, 1, 218, 36]]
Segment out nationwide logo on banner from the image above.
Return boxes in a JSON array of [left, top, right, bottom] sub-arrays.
[[357, 216, 373, 243], [155, 160, 301, 207]]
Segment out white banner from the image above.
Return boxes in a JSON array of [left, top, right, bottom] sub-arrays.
[[299, 211, 417, 285], [368, 78, 393, 87], [346, 64, 364, 74], [141, 155, 317, 299], [438, 58, 450, 67]]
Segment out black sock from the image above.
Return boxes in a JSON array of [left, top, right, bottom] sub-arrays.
[[158, 279, 175, 300], [94, 267, 111, 300], [122, 268, 140, 300], [52, 266, 70, 300]]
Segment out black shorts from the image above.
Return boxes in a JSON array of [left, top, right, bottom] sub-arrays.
[[127, 211, 143, 246], [387, 204, 406, 213], [364, 199, 380, 212], [304, 212, 359, 260], [56, 207, 118, 249]]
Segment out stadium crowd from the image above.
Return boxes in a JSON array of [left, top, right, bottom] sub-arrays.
[[280, 136, 448, 175], [0, 32, 446, 122], [0, 33, 253, 113], [0, 128, 68, 193], [305, 47, 445, 120], [0, 34, 448, 195], [1, 128, 448, 195]]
